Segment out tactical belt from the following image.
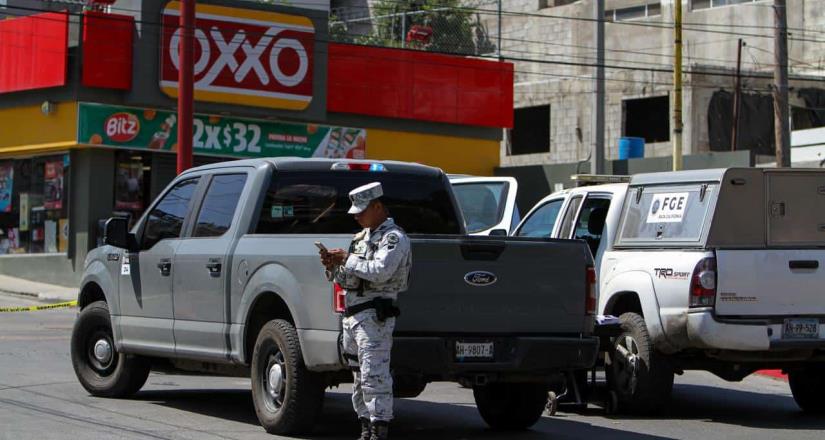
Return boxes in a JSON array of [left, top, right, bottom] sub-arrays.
[[343, 298, 401, 321]]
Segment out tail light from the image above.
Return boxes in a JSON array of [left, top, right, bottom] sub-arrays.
[[585, 266, 597, 315], [689, 257, 717, 308], [333, 283, 346, 313]]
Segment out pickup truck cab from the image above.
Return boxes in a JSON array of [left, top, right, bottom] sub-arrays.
[[514, 168, 825, 414], [72, 158, 599, 434], [449, 175, 519, 235]]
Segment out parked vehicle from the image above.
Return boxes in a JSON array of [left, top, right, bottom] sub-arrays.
[[514, 168, 825, 414], [72, 158, 599, 434], [449, 175, 519, 235]]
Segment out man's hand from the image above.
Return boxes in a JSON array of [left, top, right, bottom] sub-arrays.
[[319, 248, 348, 270]]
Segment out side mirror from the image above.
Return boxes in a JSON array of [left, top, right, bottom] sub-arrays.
[[104, 217, 137, 251], [488, 228, 508, 237]]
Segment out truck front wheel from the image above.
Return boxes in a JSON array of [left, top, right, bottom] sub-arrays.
[[70, 300, 150, 397], [472, 383, 547, 430], [607, 312, 674, 414], [789, 365, 825, 414], [250, 319, 325, 434]]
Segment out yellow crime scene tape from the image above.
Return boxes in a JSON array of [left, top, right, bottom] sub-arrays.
[[0, 300, 78, 313]]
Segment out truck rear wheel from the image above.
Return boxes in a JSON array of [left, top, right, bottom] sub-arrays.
[[789, 365, 825, 414], [251, 319, 325, 434], [70, 300, 150, 398], [472, 383, 547, 430], [607, 312, 674, 414]]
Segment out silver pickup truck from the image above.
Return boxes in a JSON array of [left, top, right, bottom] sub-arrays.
[[70, 158, 598, 434]]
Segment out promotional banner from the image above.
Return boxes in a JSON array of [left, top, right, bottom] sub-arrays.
[[0, 162, 12, 213], [44, 160, 64, 210], [78, 103, 366, 160]]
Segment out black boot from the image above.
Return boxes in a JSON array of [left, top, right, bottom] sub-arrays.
[[358, 417, 371, 440], [370, 421, 389, 440]]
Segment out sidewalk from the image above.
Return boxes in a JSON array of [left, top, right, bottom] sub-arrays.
[[0, 274, 77, 303]]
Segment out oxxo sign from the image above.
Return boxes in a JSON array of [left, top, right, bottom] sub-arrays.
[[160, 2, 314, 110]]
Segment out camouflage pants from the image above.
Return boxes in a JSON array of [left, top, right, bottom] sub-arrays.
[[342, 310, 396, 422]]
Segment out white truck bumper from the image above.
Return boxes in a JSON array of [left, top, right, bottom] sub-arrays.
[[686, 311, 770, 351]]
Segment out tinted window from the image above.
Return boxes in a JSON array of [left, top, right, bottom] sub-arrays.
[[255, 172, 461, 235], [559, 196, 583, 239], [452, 182, 508, 233], [572, 197, 611, 256], [193, 174, 247, 238], [517, 199, 563, 237], [142, 178, 199, 249], [618, 185, 715, 243]]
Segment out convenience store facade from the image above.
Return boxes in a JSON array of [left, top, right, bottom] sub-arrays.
[[0, 1, 513, 285]]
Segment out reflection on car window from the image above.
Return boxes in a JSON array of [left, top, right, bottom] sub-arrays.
[[573, 197, 611, 256], [452, 182, 508, 233], [255, 172, 461, 235], [194, 174, 247, 238], [142, 178, 199, 249], [559, 196, 583, 239], [517, 199, 563, 237]]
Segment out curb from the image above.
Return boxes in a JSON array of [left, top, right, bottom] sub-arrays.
[[0, 288, 77, 304]]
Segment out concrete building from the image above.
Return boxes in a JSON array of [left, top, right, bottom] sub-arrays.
[[494, 0, 825, 168]]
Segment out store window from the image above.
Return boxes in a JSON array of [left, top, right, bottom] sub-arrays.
[[0, 154, 70, 255], [114, 151, 152, 228]]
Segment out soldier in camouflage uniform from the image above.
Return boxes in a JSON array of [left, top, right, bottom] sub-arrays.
[[321, 182, 412, 440]]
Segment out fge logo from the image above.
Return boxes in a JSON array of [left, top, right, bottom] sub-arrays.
[[160, 2, 314, 110], [647, 192, 690, 223]]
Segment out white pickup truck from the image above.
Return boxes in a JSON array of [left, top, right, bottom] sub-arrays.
[[513, 168, 825, 414]]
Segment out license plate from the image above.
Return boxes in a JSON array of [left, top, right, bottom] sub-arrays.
[[455, 342, 494, 361], [783, 318, 820, 339]]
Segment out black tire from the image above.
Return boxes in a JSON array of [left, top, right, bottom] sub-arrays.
[[607, 312, 674, 414], [250, 319, 325, 435], [472, 383, 548, 430], [70, 301, 150, 398], [789, 365, 825, 414]]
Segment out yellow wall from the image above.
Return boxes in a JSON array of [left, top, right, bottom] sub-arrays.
[[0, 103, 77, 156], [366, 129, 500, 176]]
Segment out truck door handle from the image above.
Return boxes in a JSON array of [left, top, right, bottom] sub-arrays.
[[206, 259, 222, 277], [157, 259, 172, 276], [789, 260, 819, 270]]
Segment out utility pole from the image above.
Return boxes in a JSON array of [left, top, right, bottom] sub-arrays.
[[773, 0, 791, 167], [591, 0, 605, 174], [177, 0, 195, 175], [731, 39, 745, 151], [672, 0, 683, 171]]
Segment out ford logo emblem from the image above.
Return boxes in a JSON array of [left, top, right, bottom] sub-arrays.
[[464, 271, 497, 287]]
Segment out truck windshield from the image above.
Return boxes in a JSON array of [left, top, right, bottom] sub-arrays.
[[618, 185, 716, 244], [451, 182, 508, 233], [255, 171, 462, 235]]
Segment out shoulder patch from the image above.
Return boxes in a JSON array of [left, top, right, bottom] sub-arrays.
[[385, 232, 400, 244]]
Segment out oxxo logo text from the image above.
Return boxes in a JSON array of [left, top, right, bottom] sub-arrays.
[[160, 2, 314, 110]]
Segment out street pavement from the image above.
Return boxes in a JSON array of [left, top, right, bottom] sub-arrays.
[[2, 293, 824, 440]]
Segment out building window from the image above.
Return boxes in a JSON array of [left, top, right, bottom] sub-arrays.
[[510, 105, 550, 155], [606, 2, 662, 21], [623, 96, 670, 143], [691, 0, 757, 10], [0, 154, 71, 255], [539, 0, 579, 8]]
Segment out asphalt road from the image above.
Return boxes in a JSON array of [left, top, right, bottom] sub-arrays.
[[1, 294, 823, 440]]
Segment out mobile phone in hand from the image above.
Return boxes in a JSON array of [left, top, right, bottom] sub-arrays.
[[314, 241, 328, 253]]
